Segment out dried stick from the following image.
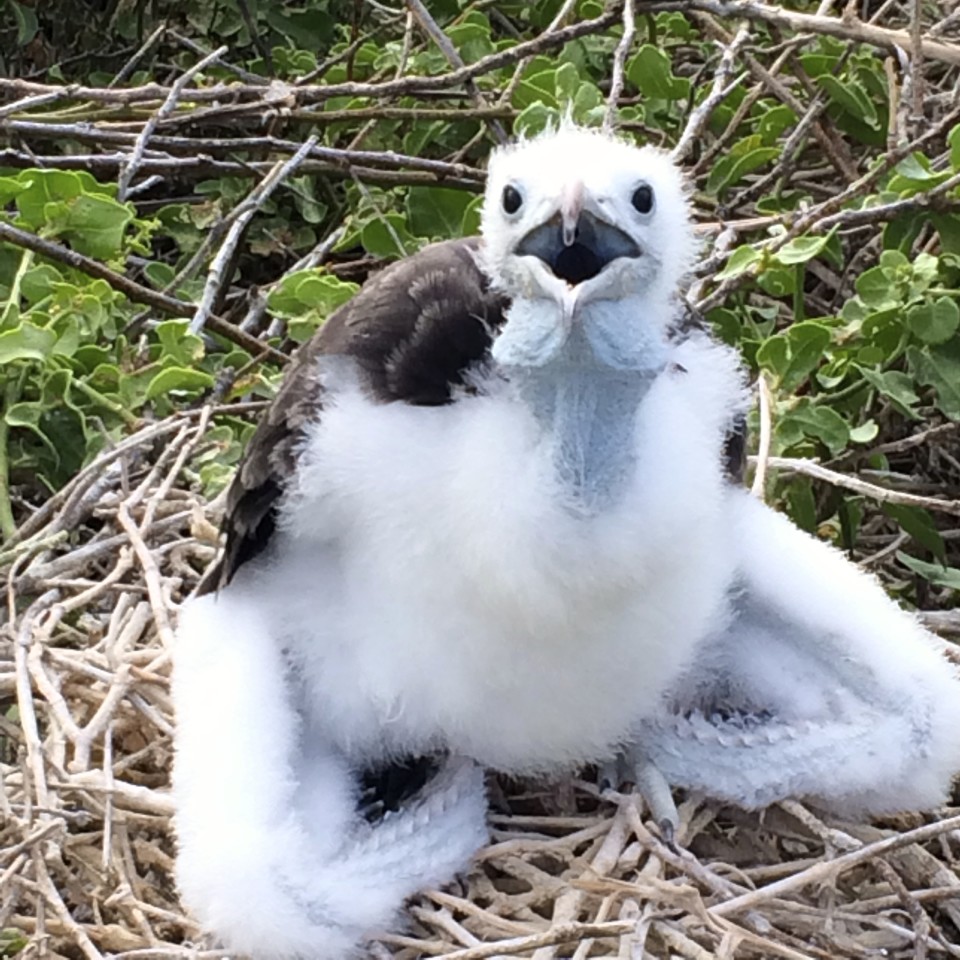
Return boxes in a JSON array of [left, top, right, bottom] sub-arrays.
[[754, 456, 960, 517], [191, 136, 317, 334], [0, 221, 288, 365], [672, 22, 749, 163], [603, 0, 636, 134], [651, 0, 960, 67], [750, 374, 773, 499], [0, 10, 619, 107], [713, 814, 960, 917], [118, 45, 227, 201], [404, 0, 507, 143]]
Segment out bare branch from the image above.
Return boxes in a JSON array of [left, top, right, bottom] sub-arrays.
[[603, 0, 636, 134], [0, 221, 288, 364], [191, 136, 318, 334]]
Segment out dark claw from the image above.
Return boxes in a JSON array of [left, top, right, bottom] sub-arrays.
[[657, 817, 678, 852]]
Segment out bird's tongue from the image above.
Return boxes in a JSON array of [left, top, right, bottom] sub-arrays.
[[552, 243, 604, 285]]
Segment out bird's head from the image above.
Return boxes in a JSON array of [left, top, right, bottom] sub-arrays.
[[480, 125, 696, 335]]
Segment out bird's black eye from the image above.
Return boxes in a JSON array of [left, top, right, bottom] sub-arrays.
[[632, 183, 654, 215], [502, 184, 523, 215]]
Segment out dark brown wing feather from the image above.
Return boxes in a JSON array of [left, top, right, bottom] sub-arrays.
[[197, 237, 507, 595]]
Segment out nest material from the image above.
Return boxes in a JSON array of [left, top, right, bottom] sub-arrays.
[[2, 414, 960, 960]]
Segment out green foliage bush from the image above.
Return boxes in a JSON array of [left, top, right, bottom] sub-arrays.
[[1, 0, 958, 607]]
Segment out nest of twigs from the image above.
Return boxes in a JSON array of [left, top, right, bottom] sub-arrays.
[[2, 413, 960, 960]]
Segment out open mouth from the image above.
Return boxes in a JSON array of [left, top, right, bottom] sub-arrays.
[[516, 212, 640, 285]]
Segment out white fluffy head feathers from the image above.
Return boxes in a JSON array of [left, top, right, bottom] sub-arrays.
[[480, 124, 697, 311]]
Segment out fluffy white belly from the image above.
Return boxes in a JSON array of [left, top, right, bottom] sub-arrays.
[[251, 336, 741, 771]]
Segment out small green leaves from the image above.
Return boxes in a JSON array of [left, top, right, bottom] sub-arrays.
[[706, 135, 780, 195], [146, 367, 216, 401], [949, 123, 960, 171], [625, 45, 690, 100], [268, 271, 360, 342], [896, 553, 960, 591], [908, 341, 960, 419], [855, 266, 898, 309], [857, 368, 921, 418], [56, 193, 135, 260], [883, 505, 945, 561], [777, 400, 850, 457], [756, 321, 831, 394], [406, 187, 473, 240], [775, 231, 836, 266], [0, 322, 57, 363], [716, 245, 761, 280], [815, 74, 879, 130], [907, 297, 960, 345]]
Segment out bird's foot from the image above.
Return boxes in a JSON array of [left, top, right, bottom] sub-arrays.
[[599, 751, 679, 846]]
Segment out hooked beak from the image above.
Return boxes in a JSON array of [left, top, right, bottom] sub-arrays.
[[560, 181, 584, 247], [515, 202, 640, 288]]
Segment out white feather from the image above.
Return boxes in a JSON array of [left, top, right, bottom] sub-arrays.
[[257, 332, 743, 772], [173, 123, 960, 959], [636, 488, 960, 814], [173, 593, 488, 958]]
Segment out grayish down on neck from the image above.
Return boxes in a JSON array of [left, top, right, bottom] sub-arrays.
[[491, 298, 669, 516]]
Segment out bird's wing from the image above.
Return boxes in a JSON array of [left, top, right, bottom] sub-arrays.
[[635, 487, 960, 816], [198, 236, 507, 594]]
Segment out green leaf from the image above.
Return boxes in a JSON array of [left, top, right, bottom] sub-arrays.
[[406, 187, 473, 239], [0, 175, 29, 206], [778, 400, 850, 456], [883, 505, 945, 561], [145, 366, 215, 401], [816, 74, 879, 129], [625, 45, 690, 100], [156, 320, 205, 365], [512, 68, 559, 110], [855, 265, 898, 309], [785, 477, 817, 532], [889, 155, 954, 196], [907, 341, 960, 419], [949, 122, 960, 172], [715, 245, 760, 280], [709, 307, 741, 345], [756, 335, 788, 379], [7, 0, 38, 45], [907, 296, 960, 345], [19, 263, 63, 304], [360, 214, 415, 258], [896, 552, 960, 590], [775, 231, 836, 266], [756, 265, 796, 298], [461, 195, 484, 236], [514, 101, 559, 137], [849, 420, 879, 444], [554, 62, 580, 103], [932, 214, 960, 255], [0, 320, 57, 363], [706, 135, 779, 194], [857, 366, 921, 417], [59, 193, 135, 259], [757, 105, 796, 145], [757, 321, 831, 393], [268, 272, 359, 318], [446, 16, 494, 64]]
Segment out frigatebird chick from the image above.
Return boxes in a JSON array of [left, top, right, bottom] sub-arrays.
[[172, 124, 960, 959]]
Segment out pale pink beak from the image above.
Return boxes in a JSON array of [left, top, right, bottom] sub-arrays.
[[560, 180, 584, 247]]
